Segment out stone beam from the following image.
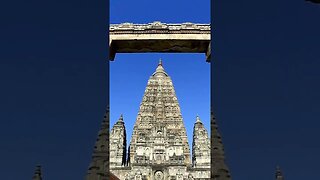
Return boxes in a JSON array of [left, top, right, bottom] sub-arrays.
[[109, 22, 211, 62]]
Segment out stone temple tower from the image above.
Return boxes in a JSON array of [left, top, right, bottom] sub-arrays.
[[86, 110, 109, 180], [110, 114, 127, 167], [109, 60, 212, 180], [192, 116, 210, 169], [29, 60, 288, 180], [129, 59, 191, 178]]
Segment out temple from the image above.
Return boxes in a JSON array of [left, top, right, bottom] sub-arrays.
[[30, 21, 286, 180], [107, 60, 214, 179], [30, 60, 287, 180]]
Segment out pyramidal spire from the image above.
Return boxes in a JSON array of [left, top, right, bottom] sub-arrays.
[[153, 58, 168, 77], [86, 108, 109, 180], [128, 59, 191, 166], [275, 166, 284, 180], [211, 113, 231, 180], [32, 165, 42, 180], [118, 114, 124, 122]]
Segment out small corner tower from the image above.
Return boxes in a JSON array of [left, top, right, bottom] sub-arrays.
[[192, 115, 211, 168], [275, 166, 284, 180], [211, 114, 231, 180], [32, 165, 42, 180], [86, 109, 109, 180], [110, 114, 127, 167]]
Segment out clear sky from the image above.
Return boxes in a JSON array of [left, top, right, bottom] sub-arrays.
[[1, 0, 320, 180]]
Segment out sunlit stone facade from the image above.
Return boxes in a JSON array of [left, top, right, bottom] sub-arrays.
[[109, 60, 211, 180]]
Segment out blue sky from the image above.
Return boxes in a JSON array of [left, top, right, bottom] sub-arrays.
[[110, 0, 210, 24]]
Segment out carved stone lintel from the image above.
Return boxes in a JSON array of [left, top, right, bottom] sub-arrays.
[[110, 21, 210, 34]]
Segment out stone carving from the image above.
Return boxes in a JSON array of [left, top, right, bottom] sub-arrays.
[[124, 174, 129, 180], [154, 171, 164, 180], [135, 171, 142, 180], [135, 174, 142, 180], [109, 21, 211, 61], [108, 60, 213, 179], [149, 21, 167, 29], [110, 21, 210, 34]]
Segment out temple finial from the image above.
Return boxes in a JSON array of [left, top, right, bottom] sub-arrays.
[[153, 58, 167, 77], [119, 114, 124, 122], [196, 115, 201, 123]]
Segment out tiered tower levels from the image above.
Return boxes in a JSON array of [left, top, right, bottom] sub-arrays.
[[109, 60, 213, 180]]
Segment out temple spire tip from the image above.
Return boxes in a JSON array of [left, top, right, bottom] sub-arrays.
[[158, 58, 162, 66], [153, 58, 167, 77], [119, 114, 124, 122], [196, 115, 201, 123]]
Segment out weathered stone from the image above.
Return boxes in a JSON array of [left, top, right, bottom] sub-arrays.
[[109, 22, 211, 62], [192, 116, 210, 169], [110, 60, 211, 179], [110, 114, 127, 167], [86, 109, 109, 180]]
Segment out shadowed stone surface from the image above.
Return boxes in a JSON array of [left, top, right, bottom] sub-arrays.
[[32, 165, 42, 180], [275, 166, 284, 180], [211, 113, 231, 180], [86, 109, 109, 180]]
